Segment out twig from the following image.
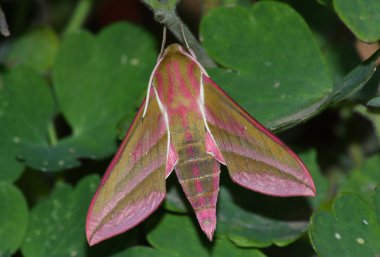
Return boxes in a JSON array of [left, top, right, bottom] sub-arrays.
[[0, 4, 10, 36], [141, 0, 216, 67]]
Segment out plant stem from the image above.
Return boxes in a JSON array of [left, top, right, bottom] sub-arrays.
[[47, 121, 58, 146], [141, 0, 217, 67], [64, 0, 93, 35]]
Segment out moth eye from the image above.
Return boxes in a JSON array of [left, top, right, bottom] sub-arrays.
[[154, 14, 165, 22]]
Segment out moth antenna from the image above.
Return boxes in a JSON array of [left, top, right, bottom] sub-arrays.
[[180, 22, 196, 59], [158, 26, 167, 60], [144, 26, 167, 118]]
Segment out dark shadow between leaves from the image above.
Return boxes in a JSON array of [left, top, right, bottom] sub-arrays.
[[53, 113, 73, 140]]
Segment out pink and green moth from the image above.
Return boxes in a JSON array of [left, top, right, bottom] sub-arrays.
[[86, 34, 316, 246]]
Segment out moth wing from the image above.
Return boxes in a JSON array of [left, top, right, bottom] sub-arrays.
[[203, 75, 315, 197], [86, 89, 168, 246]]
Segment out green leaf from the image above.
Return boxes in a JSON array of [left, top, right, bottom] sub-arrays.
[[309, 191, 380, 257], [367, 96, 380, 108], [21, 175, 100, 257], [147, 213, 266, 257], [0, 183, 28, 255], [339, 154, 380, 201], [202, 0, 251, 14], [49, 22, 156, 170], [0, 67, 56, 181], [200, 1, 332, 126], [6, 27, 59, 72], [211, 239, 266, 257], [148, 213, 209, 257], [269, 48, 380, 132], [330, 50, 380, 103], [333, 0, 380, 42], [217, 187, 308, 247], [0, 22, 157, 172], [300, 151, 329, 209], [0, 250, 11, 257]]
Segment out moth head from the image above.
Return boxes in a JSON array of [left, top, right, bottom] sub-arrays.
[[160, 43, 196, 61]]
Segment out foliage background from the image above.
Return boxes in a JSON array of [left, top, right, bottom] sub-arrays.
[[0, 0, 379, 256]]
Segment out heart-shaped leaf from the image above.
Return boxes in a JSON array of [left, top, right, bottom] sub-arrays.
[[0, 22, 157, 172], [147, 213, 266, 257], [53, 22, 156, 158], [217, 187, 309, 247], [21, 175, 99, 257], [309, 189, 380, 257], [333, 0, 380, 42], [200, 1, 333, 125], [5, 27, 59, 72]]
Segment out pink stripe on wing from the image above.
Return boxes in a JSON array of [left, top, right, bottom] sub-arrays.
[[230, 171, 315, 197], [221, 143, 307, 180], [91, 158, 165, 230]]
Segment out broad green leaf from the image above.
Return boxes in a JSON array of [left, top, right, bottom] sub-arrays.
[[0, 183, 28, 254], [200, 1, 332, 125], [217, 187, 308, 248], [339, 154, 380, 201], [49, 22, 156, 170], [333, 0, 380, 42], [0, 22, 157, 172], [0, 250, 11, 257], [6, 27, 59, 72], [21, 175, 99, 257], [309, 191, 380, 257], [285, 0, 360, 86], [211, 239, 266, 257], [148, 214, 209, 257], [270, 48, 380, 132], [300, 151, 329, 209], [0, 67, 55, 181], [147, 213, 266, 257]]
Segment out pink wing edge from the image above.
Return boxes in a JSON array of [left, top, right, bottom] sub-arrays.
[[202, 75, 316, 197], [86, 96, 170, 246]]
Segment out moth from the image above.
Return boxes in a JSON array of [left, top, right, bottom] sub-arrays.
[[86, 36, 316, 246]]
